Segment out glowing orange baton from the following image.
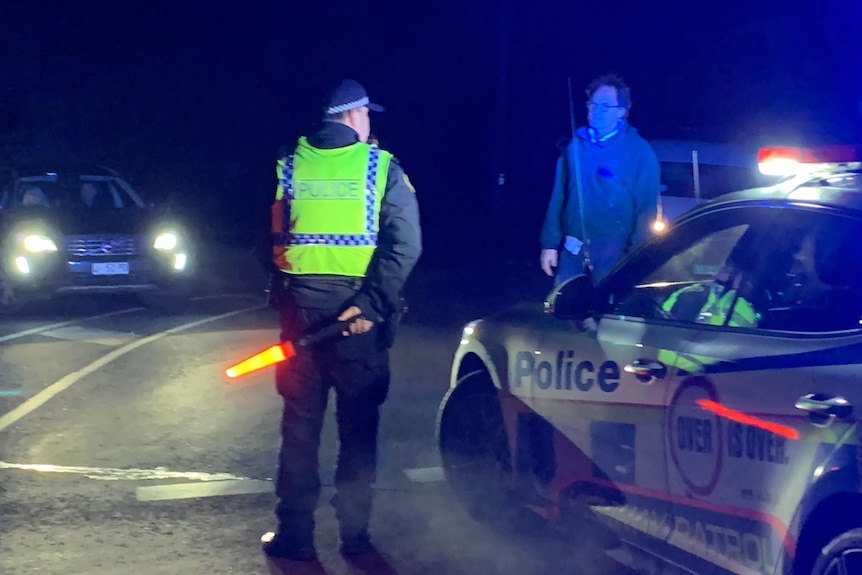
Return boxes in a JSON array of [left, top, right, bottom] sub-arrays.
[[224, 320, 352, 380], [225, 342, 295, 379]]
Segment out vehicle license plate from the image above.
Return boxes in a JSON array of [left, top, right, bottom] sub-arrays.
[[91, 262, 130, 275]]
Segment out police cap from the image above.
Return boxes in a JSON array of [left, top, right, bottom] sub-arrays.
[[324, 79, 385, 115]]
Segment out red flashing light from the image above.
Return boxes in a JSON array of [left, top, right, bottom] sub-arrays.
[[758, 147, 803, 166], [758, 145, 861, 176], [758, 145, 859, 165]]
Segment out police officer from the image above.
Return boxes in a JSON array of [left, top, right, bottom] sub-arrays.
[[263, 79, 422, 561]]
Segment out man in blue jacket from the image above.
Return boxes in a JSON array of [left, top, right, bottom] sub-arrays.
[[540, 74, 660, 285]]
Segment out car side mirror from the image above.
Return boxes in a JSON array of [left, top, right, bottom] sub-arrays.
[[544, 274, 596, 321]]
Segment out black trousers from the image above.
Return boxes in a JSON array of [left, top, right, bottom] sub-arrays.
[[274, 299, 390, 545]]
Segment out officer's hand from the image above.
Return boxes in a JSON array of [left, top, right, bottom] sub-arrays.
[[338, 306, 374, 336], [540, 249, 558, 277]]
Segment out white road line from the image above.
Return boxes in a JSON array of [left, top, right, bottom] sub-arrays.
[[0, 460, 434, 497], [136, 479, 272, 501], [0, 461, 252, 482], [40, 325, 138, 346], [0, 307, 144, 344], [0, 304, 263, 433], [135, 477, 417, 500], [403, 466, 446, 483]]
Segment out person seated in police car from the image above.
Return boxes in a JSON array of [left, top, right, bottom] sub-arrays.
[[647, 238, 762, 371], [784, 229, 836, 304], [661, 221, 860, 333], [759, 221, 862, 331], [658, 227, 820, 329], [539, 73, 661, 285], [660, 262, 758, 328], [646, 222, 764, 328]]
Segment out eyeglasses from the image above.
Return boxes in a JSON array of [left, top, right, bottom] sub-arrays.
[[586, 102, 622, 111]]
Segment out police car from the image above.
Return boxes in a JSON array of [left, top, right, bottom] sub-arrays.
[[437, 146, 862, 575]]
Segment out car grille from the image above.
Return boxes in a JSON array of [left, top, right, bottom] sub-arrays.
[[65, 235, 140, 257]]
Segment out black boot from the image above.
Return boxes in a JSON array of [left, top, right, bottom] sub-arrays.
[[261, 531, 317, 562], [339, 530, 374, 557]]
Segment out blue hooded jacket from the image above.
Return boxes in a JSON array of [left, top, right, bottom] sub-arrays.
[[540, 122, 661, 253]]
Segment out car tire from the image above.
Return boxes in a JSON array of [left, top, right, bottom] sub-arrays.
[[811, 527, 862, 575], [437, 372, 520, 527]]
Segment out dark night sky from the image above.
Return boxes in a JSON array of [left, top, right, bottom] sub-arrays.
[[2, 1, 860, 263]]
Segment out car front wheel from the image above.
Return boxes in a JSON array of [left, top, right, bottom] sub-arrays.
[[812, 528, 862, 575], [437, 372, 516, 526]]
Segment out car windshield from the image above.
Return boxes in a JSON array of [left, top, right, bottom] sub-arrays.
[[661, 162, 780, 199], [10, 175, 144, 209]]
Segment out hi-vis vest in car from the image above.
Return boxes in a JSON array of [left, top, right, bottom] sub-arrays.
[[657, 283, 758, 372], [272, 137, 392, 277]]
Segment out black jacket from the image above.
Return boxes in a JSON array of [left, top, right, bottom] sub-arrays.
[[283, 122, 422, 322]]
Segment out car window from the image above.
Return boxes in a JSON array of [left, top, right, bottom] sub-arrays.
[[642, 224, 749, 284], [79, 178, 144, 208], [78, 179, 123, 208], [13, 179, 61, 207], [606, 205, 862, 333], [755, 211, 862, 332], [610, 223, 759, 327], [11, 176, 142, 209]]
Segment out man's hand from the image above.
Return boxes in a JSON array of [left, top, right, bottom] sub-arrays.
[[540, 249, 559, 277], [337, 306, 374, 336]]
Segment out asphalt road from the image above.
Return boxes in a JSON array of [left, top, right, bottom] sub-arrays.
[[0, 255, 632, 575]]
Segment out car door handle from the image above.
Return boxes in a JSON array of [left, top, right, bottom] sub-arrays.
[[624, 359, 667, 383], [795, 393, 853, 425]]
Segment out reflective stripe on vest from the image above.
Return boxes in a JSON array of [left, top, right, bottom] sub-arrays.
[[277, 148, 380, 245], [272, 139, 391, 276]]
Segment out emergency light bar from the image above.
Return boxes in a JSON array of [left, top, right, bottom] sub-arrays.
[[758, 145, 861, 177]]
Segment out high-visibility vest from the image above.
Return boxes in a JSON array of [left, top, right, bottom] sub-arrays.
[[271, 137, 392, 276], [663, 283, 757, 328], [657, 283, 758, 373]]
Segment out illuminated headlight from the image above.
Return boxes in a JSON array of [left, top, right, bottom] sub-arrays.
[[23, 235, 58, 253], [153, 232, 179, 251], [14, 256, 30, 274], [172, 253, 187, 271]]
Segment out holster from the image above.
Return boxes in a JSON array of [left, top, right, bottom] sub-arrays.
[[266, 272, 291, 310], [378, 297, 408, 350]]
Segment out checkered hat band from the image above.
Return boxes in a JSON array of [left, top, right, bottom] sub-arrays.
[[325, 97, 369, 114]]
